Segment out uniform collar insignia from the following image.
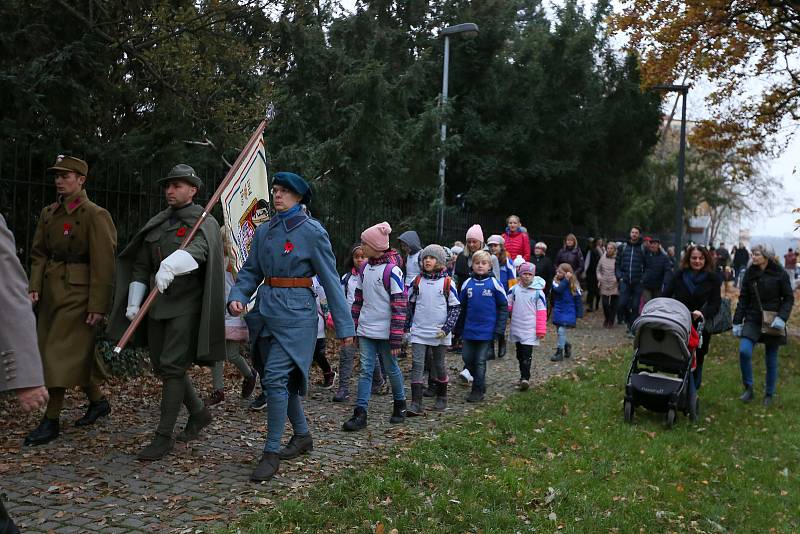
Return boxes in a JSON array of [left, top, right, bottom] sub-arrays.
[[64, 190, 87, 214]]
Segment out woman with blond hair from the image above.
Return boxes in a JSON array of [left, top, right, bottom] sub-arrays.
[[502, 214, 531, 262]]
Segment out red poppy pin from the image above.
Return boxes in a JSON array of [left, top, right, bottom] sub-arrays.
[[283, 241, 294, 255], [176, 227, 187, 237], [63, 223, 72, 236]]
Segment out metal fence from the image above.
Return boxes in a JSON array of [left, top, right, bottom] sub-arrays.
[[0, 142, 672, 272]]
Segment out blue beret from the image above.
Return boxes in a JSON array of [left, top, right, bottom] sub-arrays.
[[273, 171, 312, 204]]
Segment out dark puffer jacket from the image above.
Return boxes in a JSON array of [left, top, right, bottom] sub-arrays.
[[734, 260, 794, 345], [555, 245, 584, 277], [662, 269, 721, 331], [615, 240, 646, 285], [642, 249, 673, 291]]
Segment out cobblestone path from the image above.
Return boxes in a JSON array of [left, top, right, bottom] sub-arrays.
[[0, 311, 628, 533]]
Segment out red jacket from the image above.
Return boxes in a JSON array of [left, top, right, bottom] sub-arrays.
[[503, 229, 531, 262]]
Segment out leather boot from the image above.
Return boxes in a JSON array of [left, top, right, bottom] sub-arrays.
[[550, 348, 564, 362], [423, 376, 436, 398], [739, 385, 754, 403], [407, 383, 425, 416], [389, 399, 407, 424], [278, 432, 313, 460], [137, 433, 175, 461], [466, 385, 484, 403], [176, 407, 213, 442], [74, 399, 111, 427], [497, 336, 507, 358], [342, 407, 368, 431], [24, 417, 59, 446], [140, 378, 185, 459], [564, 342, 572, 359], [241, 368, 257, 399], [432, 382, 448, 412], [251, 452, 280, 482]]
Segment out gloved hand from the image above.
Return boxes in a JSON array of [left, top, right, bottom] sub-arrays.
[[771, 316, 786, 330], [732, 324, 743, 337], [435, 330, 447, 339], [155, 250, 199, 293], [126, 281, 148, 321]]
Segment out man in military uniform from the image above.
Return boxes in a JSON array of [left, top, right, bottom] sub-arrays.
[[109, 164, 224, 461], [24, 155, 117, 446]]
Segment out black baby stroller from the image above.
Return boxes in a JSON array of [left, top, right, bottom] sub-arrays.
[[623, 298, 700, 428]]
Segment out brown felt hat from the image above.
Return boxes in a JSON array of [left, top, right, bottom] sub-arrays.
[[48, 155, 88, 176]]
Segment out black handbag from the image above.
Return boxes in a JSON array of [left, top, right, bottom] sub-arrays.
[[705, 297, 732, 334]]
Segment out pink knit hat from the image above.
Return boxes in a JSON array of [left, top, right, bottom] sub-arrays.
[[361, 221, 392, 251], [517, 262, 535, 276], [466, 224, 484, 243]]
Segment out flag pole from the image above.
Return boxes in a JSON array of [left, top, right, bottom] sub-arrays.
[[113, 119, 268, 354]]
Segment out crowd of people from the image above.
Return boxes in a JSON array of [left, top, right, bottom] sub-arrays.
[[0, 158, 796, 527]]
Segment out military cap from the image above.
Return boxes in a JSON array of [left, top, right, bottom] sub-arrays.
[[273, 171, 312, 204], [48, 155, 88, 176], [158, 164, 203, 188]]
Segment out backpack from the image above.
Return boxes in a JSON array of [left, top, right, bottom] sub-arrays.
[[359, 259, 403, 295], [412, 274, 452, 305]]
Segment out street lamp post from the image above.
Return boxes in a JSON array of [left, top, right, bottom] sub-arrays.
[[437, 23, 479, 241], [651, 84, 690, 249]]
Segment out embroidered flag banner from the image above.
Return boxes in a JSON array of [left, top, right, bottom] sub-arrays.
[[220, 131, 270, 273]]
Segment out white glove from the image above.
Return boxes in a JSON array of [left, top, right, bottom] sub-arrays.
[[155, 249, 199, 293], [126, 281, 148, 321]]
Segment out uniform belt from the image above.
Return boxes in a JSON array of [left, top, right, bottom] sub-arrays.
[[264, 277, 313, 288], [49, 253, 90, 264]]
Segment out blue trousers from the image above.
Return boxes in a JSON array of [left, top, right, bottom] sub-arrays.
[[557, 326, 568, 349], [257, 336, 310, 453], [355, 337, 406, 409], [739, 337, 780, 396], [462, 340, 490, 391], [618, 280, 643, 328]]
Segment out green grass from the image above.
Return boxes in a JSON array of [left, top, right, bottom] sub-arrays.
[[234, 335, 800, 533]]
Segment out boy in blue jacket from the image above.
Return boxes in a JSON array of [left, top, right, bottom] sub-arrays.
[[454, 250, 509, 402]]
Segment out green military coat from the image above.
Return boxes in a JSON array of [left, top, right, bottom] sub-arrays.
[[28, 189, 117, 388], [108, 203, 225, 366]]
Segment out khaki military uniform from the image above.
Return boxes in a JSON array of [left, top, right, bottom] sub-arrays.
[[131, 206, 210, 377], [28, 189, 117, 388]]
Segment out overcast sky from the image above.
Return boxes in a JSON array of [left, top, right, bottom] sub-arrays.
[[335, 0, 799, 237]]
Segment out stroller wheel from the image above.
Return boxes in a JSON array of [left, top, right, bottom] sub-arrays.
[[623, 400, 634, 424], [666, 408, 676, 429]]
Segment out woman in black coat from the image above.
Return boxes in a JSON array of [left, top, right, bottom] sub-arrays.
[[662, 245, 721, 390], [733, 244, 794, 406]]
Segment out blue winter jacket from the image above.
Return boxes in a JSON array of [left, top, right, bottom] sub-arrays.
[[454, 274, 509, 341], [642, 249, 673, 290], [615, 240, 646, 285], [551, 278, 583, 327]]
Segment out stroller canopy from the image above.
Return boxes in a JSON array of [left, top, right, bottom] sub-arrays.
[[632, 298, 692, 345]]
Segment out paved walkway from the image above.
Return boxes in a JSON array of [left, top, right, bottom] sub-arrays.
[[0, 312, 627, 533]]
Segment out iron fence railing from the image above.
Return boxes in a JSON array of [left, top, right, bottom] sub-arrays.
[[0, 142, 671, 273]]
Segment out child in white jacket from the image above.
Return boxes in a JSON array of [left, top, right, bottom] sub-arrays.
[[508, 262, 547, 390]]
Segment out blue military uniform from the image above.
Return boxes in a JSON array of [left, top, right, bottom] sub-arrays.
[[229, 203, 355, 455]]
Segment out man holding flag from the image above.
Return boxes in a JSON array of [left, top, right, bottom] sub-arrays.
[[109, 164, 225, 461], [228, 171, 354, 482]]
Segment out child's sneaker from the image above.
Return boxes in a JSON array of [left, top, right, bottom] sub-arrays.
[[249, 392, 267, 411], [518, 379, 530, 391], [459, 368, 473, 384]]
